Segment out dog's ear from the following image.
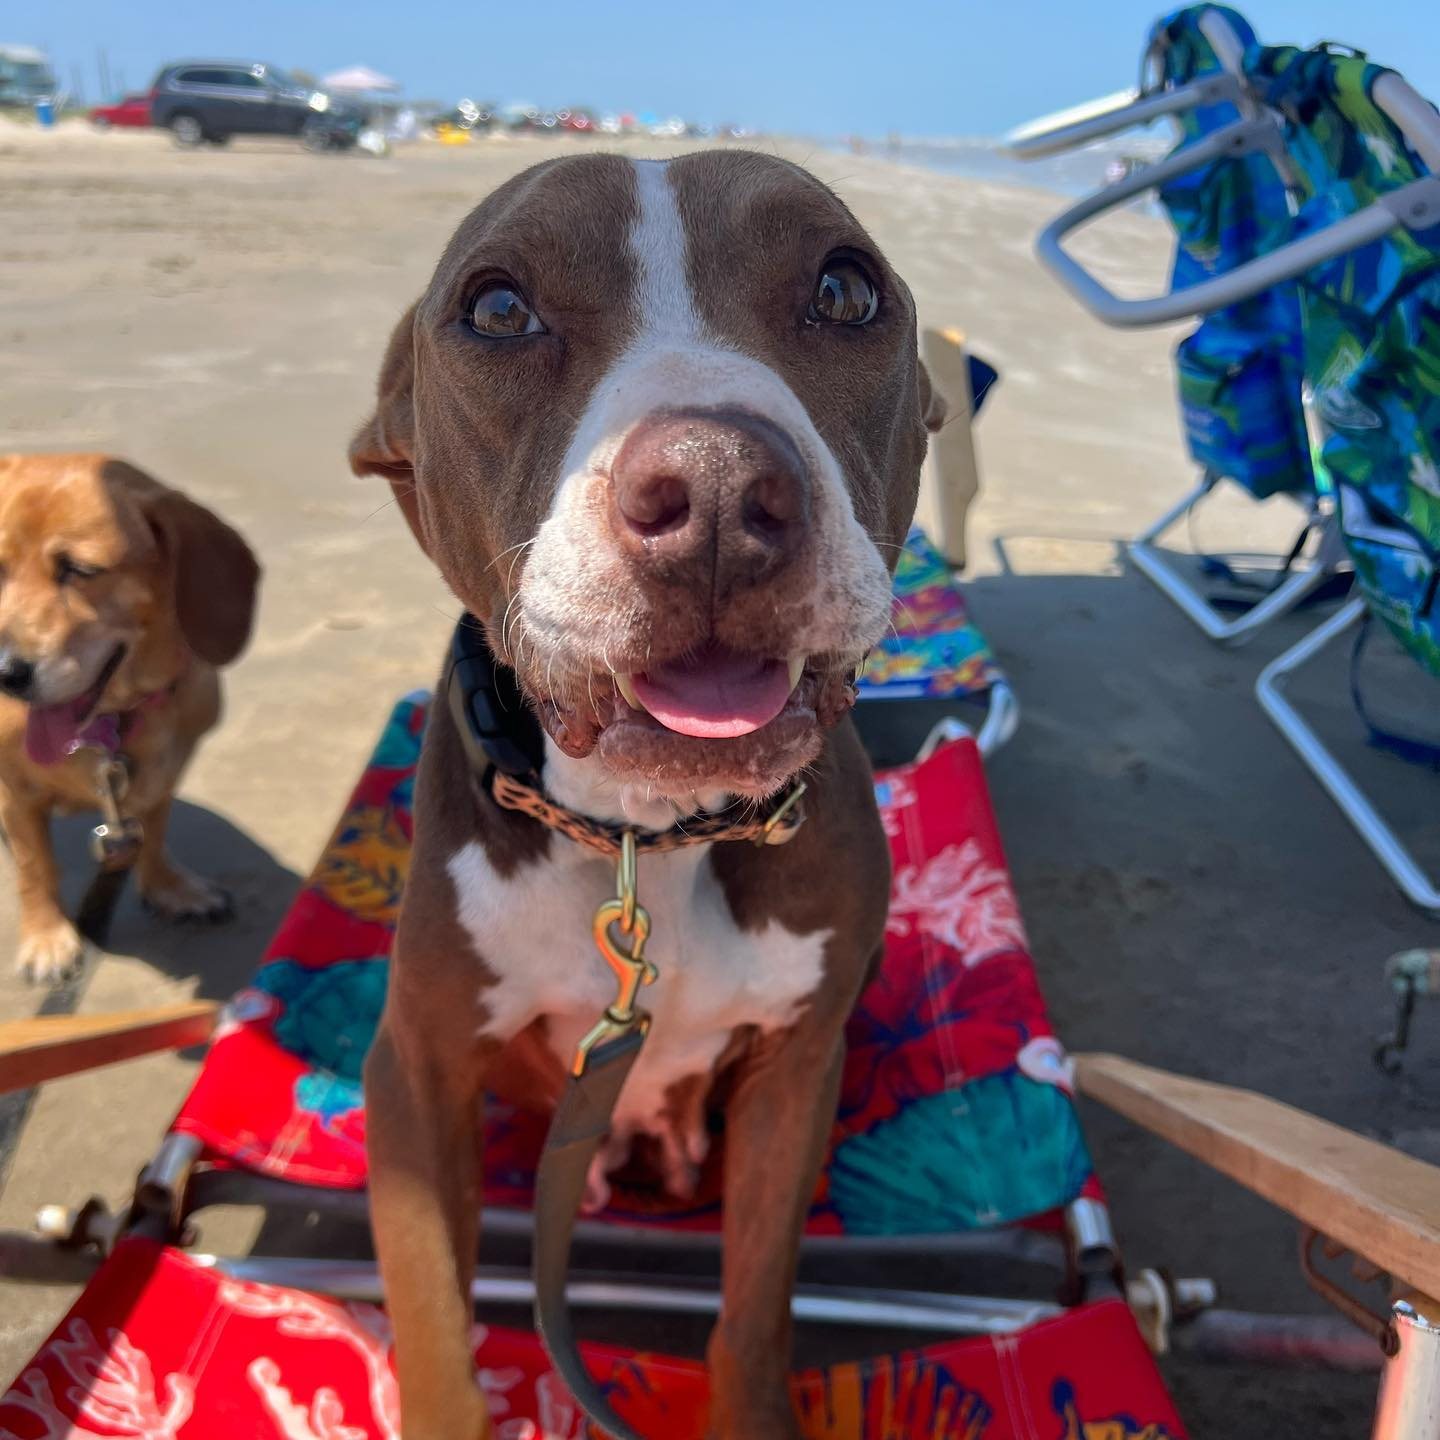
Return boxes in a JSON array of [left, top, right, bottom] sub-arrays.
[[105, 457, 262, 665], [102, 460, 260, 667], [917, 357, 948, 434], [147, 488, 261, 667], [350, 304, 425, 550]]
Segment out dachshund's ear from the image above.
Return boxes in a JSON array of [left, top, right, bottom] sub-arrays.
[[103, 461, 261, 667], [917, 357, 948, 434], [350, 303, 424, 549], [152, 490, 260, 666]]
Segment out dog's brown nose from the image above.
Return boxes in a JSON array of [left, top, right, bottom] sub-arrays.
[[610, 410, 809, 590]]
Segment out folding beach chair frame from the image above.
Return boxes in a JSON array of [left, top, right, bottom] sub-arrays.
[[10, 1015, 1440, 1435], [1014, 31, 1440, 332], [915, 689, 1019, 765], [1006, 9, 1355, 647], [95, 1119, 1111, 1334], [4, 938, 1121, 1355]]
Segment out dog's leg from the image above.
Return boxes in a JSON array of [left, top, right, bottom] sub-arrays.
[[366, 1014, 494, 1440], [706, 1019, 847, 1440], [134, 794, 232, 923], [0, 784, 83, 982]]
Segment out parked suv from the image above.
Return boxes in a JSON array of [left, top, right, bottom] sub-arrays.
[[149, 61, 360, 148]]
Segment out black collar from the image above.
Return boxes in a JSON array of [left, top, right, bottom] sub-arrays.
[[443, 618, 806, 853], [446, 617, 546, 781]]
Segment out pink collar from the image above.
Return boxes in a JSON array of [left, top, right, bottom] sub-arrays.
[[63, 671, 184, 761]]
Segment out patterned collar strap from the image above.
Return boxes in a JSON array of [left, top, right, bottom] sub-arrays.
[[487, 768, 806, 858], [448, 616, 807, 855]]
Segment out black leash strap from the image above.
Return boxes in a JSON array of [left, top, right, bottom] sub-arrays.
[[533, 1028, 650, 1440], [75, 867, 132, 947], [76, 755, 145, 946]]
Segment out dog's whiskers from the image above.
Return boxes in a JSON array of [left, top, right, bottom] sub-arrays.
[[362, 495, 404, 524], [500, 588, 524, 660], [483, 537, 536, 582]]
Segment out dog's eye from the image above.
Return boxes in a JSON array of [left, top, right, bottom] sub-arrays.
[[468, 282, 545, 338], [55, 555, 103, 584], [808, 257, 879, 326]]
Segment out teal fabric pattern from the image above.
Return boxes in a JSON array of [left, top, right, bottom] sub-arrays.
[[1248, 45, 1440, 674], [1150, 6, 1314, 499], [827, 1074, 1092, 1235], [253, 956, 388, 1084]]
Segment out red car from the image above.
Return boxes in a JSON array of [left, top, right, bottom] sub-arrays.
[[91, 93, 152, 128]]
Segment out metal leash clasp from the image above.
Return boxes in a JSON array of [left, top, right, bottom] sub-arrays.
[[755, 780, 807, 846], [572, 830, 657, 1076], [90, 757, 144, 872]]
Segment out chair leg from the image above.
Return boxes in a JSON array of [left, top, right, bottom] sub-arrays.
[[915, 683, 1021, 765], [976, 682, 1020, 759], [1256, 599, 1440, 914], [1371, 1295, 1440, 1439], [1129, 479, 1340, 647]]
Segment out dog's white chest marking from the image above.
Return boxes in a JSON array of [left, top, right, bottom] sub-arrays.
[[448, 838, 828, 1095], [446, 743, 829, 1193]]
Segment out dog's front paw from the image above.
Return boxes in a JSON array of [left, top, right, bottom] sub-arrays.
[[17, 920, 86, 984], [140, 865, 233, 924]]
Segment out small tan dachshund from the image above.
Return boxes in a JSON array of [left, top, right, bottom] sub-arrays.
[[0, 454, 260, 981]]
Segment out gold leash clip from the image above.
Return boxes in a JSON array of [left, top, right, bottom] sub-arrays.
[[572, 831, 657, 1076], [756, 780, 808, 846], [90, 757, 144, 871]]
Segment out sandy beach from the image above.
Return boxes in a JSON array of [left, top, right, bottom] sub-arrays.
[[1, 119, 1432, 1436]]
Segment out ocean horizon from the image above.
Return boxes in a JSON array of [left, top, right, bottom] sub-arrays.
[[837, 131, 1174, 197]]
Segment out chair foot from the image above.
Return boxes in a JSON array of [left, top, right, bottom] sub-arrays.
[[1257, 600, 1440, 914], [1372, 1294, 1440, 1438], [1129, 481, 1340, 646]]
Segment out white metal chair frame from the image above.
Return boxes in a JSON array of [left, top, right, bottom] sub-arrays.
[[1257, 598, 1440, 914], [1006, 13, 1406, 646]]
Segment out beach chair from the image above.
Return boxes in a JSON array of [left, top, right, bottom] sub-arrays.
[[854, 527, 1017, 765], [854, 329, 1018, 766], [1010, 18, 1440, 911], [1006, 6, 1347, 646], [1, 691, 1187, 1439]]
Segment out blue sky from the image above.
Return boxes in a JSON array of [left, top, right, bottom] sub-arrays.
[[30, 1, 1440, 138]]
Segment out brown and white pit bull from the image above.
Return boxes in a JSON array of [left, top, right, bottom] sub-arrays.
[[349, 150, 944, 1440]]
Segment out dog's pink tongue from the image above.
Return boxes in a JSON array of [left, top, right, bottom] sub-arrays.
[[24, 699, 92, 767], [631, 648, 793, 739]]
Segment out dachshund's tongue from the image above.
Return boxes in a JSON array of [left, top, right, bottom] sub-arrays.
[[24, 699, 115, 767], [629, 648, 794, 739]]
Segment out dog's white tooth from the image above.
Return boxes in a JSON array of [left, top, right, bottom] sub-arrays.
[[615, 673, 647, 713], [787, 656, 805, 693]]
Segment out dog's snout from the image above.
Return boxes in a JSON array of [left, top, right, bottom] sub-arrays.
[[0, 651, 35, 701], [610, 410, 810, 589]]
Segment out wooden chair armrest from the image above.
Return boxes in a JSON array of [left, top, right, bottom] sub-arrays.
[[0, 1001, 219, 1094], [1076, 1052, 1440, 1300]]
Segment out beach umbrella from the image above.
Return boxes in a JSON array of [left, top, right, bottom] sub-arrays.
[[322, 65, 399, 93]]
